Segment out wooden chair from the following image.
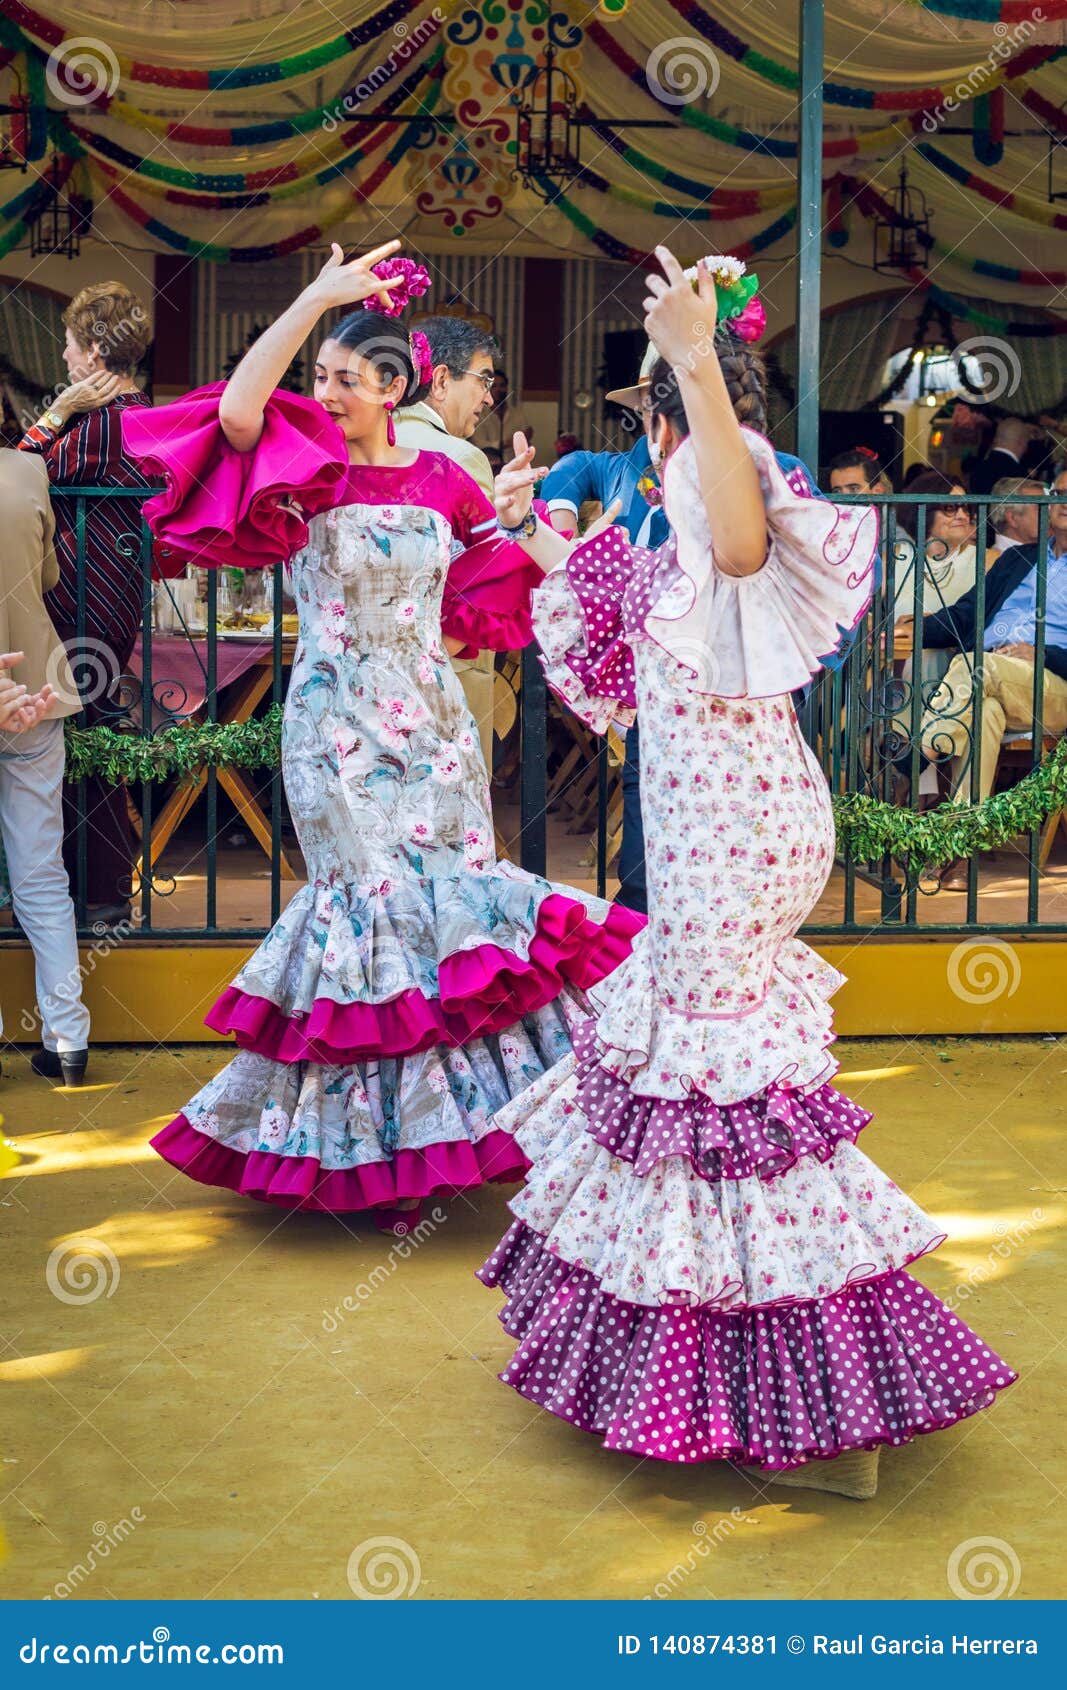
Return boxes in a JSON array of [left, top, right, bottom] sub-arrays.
[[993, 731, 1065, 869]]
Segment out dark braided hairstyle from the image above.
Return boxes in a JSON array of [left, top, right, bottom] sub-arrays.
[[648, 330, 768, 442]]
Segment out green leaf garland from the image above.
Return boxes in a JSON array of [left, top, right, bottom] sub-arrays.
[[63, 711, 1067, 875]]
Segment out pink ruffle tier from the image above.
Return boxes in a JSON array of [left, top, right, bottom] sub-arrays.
[[206, 894, 643, 1064], [154, 1115, 528, 1211], [571, 1020, 871, 1182], [477, 1224, 1017, 1467]]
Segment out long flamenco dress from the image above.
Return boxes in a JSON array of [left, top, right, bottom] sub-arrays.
[[123, 387, 641, 1212], [477, 430, 1017, 1469]]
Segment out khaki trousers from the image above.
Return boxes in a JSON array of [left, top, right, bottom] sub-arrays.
[[921, 650, 1067, 802], [452, 650, 496, 773]]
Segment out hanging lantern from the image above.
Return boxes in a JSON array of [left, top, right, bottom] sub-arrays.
[[872, 162, 933, 273], [29, 156, 88, 259], [515, 43, 582, 201]]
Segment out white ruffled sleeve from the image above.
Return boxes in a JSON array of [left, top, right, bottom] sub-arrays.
[[645, 429, 878, 699]]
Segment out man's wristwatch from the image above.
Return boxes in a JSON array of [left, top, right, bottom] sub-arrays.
[[40, 409, 65, 431], [499, 509, 538, 539]]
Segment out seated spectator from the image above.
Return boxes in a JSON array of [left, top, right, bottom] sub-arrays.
[[989, 476, 1047, 554], [917, 466, 1067, 816], [828, 446, 892, 498], [892, 469, 987, 621], [0, 450, 91, 1086], [969, 414, 1043, 495], [17, 281, 153, 927]]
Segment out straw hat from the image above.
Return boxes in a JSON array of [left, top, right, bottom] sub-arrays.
[[605, 341, 658, 410]]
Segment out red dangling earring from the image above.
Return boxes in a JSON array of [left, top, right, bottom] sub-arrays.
[[385, 399, 396, 447]]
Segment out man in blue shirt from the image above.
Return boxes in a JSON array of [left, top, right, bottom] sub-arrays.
[[542, 350, 823, 915], [543, 350, 667, 912], [918, 466, 1067, 800]]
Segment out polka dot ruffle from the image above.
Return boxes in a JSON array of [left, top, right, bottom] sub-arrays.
[[477, 1230, 1018, 1467]]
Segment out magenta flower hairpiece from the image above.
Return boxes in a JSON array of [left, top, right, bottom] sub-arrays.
[[727, 295, 766, 344], [409, 328, 433, 386], [362, 256, 432, 319]]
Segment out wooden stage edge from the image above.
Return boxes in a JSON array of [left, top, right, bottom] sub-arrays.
[[0, 935, 1063, 1042]]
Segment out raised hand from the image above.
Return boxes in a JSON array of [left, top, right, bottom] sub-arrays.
[[308, 241, 405, 313], [642, 244, 719, 369], [493, 433, 548, 528]]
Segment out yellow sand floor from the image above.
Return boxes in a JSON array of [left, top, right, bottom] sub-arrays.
[[0, 1039, 1062, 1601]]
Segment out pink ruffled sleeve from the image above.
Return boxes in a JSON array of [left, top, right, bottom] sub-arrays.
[[121, 381, 351, 570], [440, 466, 542, 656], [531, 526, 641, 734]]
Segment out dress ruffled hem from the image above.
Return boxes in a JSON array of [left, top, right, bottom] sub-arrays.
[[587, 934, 843, 1105], [572, 1017, 871, 1181], [503, 1126, 944, 1310], [153, 1114, 529, 1211], [206, 894, 643, 1063], [477, 1234, 1017, 1467]]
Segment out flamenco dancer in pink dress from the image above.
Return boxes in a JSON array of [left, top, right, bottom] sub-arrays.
[[123, 241, 640, 1228], [477, 248, 1016, 1498]]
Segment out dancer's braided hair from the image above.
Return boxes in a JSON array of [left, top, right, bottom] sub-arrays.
[[648, 329, 767, 439]]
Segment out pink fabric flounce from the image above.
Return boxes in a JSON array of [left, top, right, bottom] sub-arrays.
[[122, 383, 350, 570], [153, 1114, 529, 1211], [441, 532, 542, 657], [477, 1228, 1017, 1467], [572, 1020, 871, 1181], [205, 894, 644, 1064]]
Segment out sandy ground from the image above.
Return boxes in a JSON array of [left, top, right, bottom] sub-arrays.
[[0, 1037, 1063, 1602]]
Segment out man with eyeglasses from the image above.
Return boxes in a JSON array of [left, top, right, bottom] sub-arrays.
[[918, 467, 1067, 810], [395, 316, 501, 766]]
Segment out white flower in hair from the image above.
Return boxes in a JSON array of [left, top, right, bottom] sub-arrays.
[[683, 254, 747, 288]]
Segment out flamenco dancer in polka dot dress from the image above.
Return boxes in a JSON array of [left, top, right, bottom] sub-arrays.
[[477, 248, 1016, 1499]]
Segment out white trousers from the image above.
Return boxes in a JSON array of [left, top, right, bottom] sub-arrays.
[[0, 718, 90, 1052]]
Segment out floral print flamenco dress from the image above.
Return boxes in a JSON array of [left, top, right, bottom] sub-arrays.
[[124, 386, 641, 1212], [478, 429, 1016, 1470]]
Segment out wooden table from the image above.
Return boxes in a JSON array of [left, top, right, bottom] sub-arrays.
[[132, 635, 300, 879]]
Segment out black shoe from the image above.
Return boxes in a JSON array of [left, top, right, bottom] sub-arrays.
[[85, 902, 132, 932], [31, 1047, 89, 1086]]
